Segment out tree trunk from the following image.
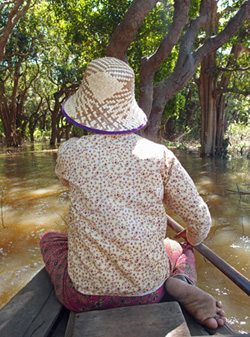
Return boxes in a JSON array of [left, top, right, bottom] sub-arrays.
[[65, 125, 72, 140], [4, 121, 20, 147], [199, 52, 218, 156], [0, 61, 22, 147], [50, 110, 59, 146], [0, 54, 39, 146], [106, 0, 158, 61], [30, 129, 35, 142], [199, 33, 247, 155], [215, 43, 247, 155], [50, 84, 77, 145], [215, 93, 226, 155], [198, 1, 219, 156], [0, 104, 20, 147], [50, 93, 62, 146]]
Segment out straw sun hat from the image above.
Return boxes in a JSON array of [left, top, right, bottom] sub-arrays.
[[62, 57, 148, 134]]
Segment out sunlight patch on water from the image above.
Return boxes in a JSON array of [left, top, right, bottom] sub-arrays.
[[241, 216, 250, 235], [2, 206, 69, 231], [230, 236, 250, 251], [227, 316, 249, 335], [195, 177, 216, 195], [3, 185, 66, 203], [0, 215, 68, 309], [22, 185, 64, 198], [229, 172, 250, 184], [208, 226, 239, 247]]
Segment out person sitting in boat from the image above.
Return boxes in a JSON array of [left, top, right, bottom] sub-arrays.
[[40, 57, 226, 329]]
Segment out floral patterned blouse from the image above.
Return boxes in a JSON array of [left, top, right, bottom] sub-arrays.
[[55, 133, 211, 296]]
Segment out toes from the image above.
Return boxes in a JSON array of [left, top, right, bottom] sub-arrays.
[[216, 316, 226, 326], [217, 309, 226, 317], [201, 317, 218, 330], [201, 314, 226, 329], [216, 300, 223, 308], [216, 318, 226, 326]]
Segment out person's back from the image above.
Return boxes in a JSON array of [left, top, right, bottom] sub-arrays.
[[56, 133, 169, 296]]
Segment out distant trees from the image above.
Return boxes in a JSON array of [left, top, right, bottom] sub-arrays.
[[0, 0, 79, 146], [0, 0, 38, 146]]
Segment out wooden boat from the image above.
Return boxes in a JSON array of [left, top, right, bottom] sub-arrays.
[[0, 267, 244, 337], [1, 215, 249, 337]]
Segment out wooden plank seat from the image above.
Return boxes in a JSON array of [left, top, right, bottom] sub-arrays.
[[65, 298, 246, 337], [65, 301, 191, 337]]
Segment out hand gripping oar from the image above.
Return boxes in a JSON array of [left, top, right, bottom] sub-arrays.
[[166, 214, 250, 297]]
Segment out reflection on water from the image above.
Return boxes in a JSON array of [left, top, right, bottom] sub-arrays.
[[0, 143, 249, 333]]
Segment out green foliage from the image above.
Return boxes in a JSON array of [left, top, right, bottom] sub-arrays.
[[225, 95, 250, 124], [154, 48, 179, 82], [50, 0, 132, 61], [34, 128, 42, 138], [160, 92, 185, 133], [189, 0, 200, 18], [0, 119, 4, 141], [70, 125, 89, 137], [226, 120, 250, 156]]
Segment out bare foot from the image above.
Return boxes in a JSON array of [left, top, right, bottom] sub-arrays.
[[165, 277, 226, 329]]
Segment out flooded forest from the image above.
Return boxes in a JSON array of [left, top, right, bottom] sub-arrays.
[[0, 143, 249, 333]]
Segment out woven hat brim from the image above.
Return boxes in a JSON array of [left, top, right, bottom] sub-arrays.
[[62, 96, 148, 134]]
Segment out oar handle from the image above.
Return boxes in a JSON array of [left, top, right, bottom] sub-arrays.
[[166, 214, 250, 297]]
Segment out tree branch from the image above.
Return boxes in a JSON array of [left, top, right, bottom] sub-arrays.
[[194, 0, 250, 61], [0, 0, 33, 61], [145, 0, 190, 72], [222, 87, 250, 96], [138, 0, 190, 117], [174, 0, 214, 74], [4, 36, 37, 59], [218, 65, 250, 72], [106, 0, 158, 61]]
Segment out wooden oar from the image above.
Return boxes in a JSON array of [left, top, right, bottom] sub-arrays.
[[166, 214, 250, 297]]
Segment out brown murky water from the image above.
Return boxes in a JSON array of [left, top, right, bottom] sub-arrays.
[[0, 143, 249, 333]]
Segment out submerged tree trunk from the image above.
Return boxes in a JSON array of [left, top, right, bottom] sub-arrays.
[[0, 61, 22, 147], [50, 84, 78, 145], [199, 35, 248, 155], [199, 52, 217, 156], [215, 43, 248, 155], [50, 94, 61, 146], [1, 114, 20, 147], [198, 1, 218, 156], [0, 101, 19, 147], [215, 96, 225, 155]]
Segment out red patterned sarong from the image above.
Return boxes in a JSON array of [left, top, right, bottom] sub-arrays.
[[40, 232, 196, 312]]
